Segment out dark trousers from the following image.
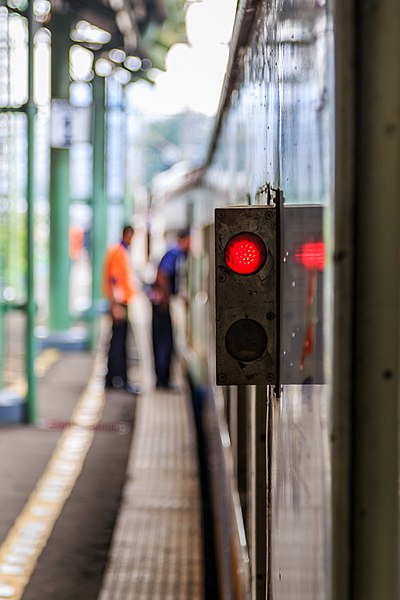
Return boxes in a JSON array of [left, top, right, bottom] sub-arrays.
[[106, 317, 128, 388], [152, 303, 173, 387]]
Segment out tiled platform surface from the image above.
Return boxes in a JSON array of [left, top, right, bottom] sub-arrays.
[[98, 385, 204, 600]]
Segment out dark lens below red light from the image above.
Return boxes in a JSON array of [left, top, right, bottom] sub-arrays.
[[224, 232, 267, 275], [225, 318, 268, 362]]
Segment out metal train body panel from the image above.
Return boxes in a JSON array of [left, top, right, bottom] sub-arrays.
[[187, 2, 335, 597], [153, 0, 399, 598]]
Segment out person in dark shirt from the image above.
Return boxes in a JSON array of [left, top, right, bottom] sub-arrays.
[[150, 228, 191, 390]]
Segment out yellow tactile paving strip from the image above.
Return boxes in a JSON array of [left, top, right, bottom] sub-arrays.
[[98, 388, 204, 600], [0, 352, 106, 600], [7, 348, 61, 399]]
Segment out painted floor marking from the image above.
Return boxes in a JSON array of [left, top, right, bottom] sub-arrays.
[[0, 352, 106, 599]]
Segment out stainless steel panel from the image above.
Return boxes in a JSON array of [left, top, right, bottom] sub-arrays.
[[207, 0, 335, 596]]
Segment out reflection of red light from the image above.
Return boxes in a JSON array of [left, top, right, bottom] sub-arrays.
[[295, 242, 325, 271], [225, 232, 266, 275]]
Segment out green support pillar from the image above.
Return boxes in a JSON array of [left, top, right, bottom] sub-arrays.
[[48, 13, 71, 332], [0, 304, 4, 389], [89, 75, 107, 348], [25, 3, 37, 423], [122, 87, 131, 222]]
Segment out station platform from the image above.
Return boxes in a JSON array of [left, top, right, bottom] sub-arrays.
[[0, 294, 204, 599], [99, 382, 204, 600]]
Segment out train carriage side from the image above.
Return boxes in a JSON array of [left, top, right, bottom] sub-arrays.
[[157, 0, 400, 598], [180, 1, 335, 597]]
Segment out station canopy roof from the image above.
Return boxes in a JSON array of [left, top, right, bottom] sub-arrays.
[[50, 0, 186, 74]]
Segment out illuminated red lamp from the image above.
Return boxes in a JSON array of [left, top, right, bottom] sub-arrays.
[[225, 232, 267, 275], [295, 241, 325, 271]]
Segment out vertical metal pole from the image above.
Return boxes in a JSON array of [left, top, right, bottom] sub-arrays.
[[122, 85, 131, 222], [228, 385, 248, 526], [249, 385, 267, 599], [332, 0, 355, 597], [237, 385, 248, 527], [89, 74, 106, 348], [25, 1, 37, 423], [48, 13, 71, 331]]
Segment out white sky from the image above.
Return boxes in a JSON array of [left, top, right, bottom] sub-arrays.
[[10, 0, 237, 113], [127, 0, 237, 116]]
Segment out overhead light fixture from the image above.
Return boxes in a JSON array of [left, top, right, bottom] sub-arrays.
[[114, 67, 131, 85], [147, 68, 162, 83], [70, 45, 94, 82], [115, 10, 131, 35], [141, 58, 152, 72], [71, 20, 112, 45], [33, 0, 51, 22], [95, 57, 113, 77], [124, 56, 141, 72], [109, 48, 126, 63], [7, 0, 28, 11], [123, 30, 138, 53], [108, 0, 123, 10]]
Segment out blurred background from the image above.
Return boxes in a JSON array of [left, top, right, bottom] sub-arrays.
[[0, 0, 236, 418]]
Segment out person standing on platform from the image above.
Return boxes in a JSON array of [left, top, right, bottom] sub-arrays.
[[103, 224, 139, 393], [150, 228, 191, 390]]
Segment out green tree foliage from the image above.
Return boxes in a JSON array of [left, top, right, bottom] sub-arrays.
[[143, 110, 213, 184]]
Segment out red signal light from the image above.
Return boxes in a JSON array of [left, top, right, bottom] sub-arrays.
[[224, 232, 267, 275], [215, 205, 279, 386]]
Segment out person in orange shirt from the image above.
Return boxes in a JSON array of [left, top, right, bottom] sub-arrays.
[[103, 224, 139, 393]]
